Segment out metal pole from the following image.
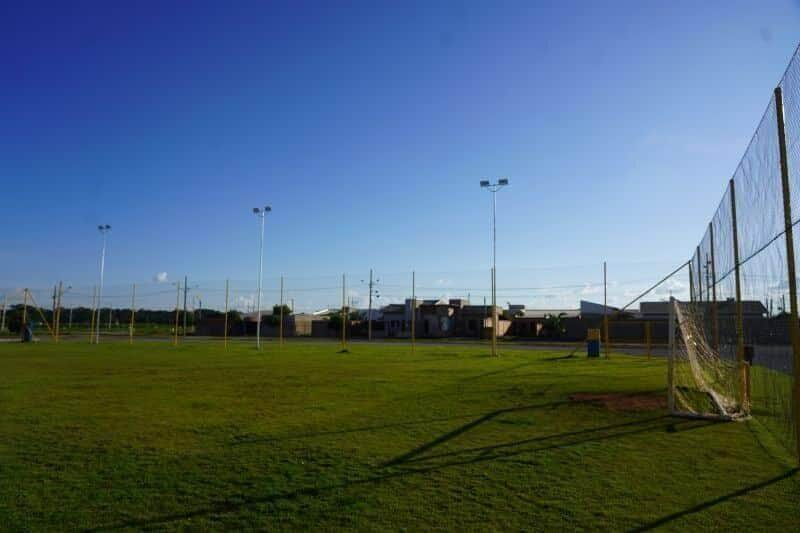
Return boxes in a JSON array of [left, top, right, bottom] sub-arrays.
[[22, 289, 29, 331], [129, 283, 136, 344], [603, 261, 609, 359], [256, 212, 265, 350], [367, 268, 373, 341], [341, 273, 346, 350], [0, 293, 6, 333], [89, 286, 96, 343], [668, 297, 676, 414], [696, 246, 703, 302], [279, 275, 284, 346], [775, 86, 800, 462], [688, 261, 695, 303], [182, 275, 188, 338], [174, 281, 181, 346], [709, 222, 719, 351], [411, 270, 416, 355], [55, 281, 63, 342], [97, 230, 107, 344], [491, 189, 498, 357], [224, 279, 229, 350], [730, 178, 748, 410], [645, 321, 651, 360], [68, 306, 73, 331]]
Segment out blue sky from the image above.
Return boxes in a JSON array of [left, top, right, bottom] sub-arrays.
[[2, 1, 800, 310]]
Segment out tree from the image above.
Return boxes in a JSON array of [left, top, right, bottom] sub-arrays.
[[542, 312, 567, 339]]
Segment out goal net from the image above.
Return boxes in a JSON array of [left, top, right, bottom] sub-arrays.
[[669, 299, 748, 420]]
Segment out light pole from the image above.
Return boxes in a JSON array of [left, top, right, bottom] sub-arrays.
[[480, 178, 509, 357], [96, 224, 111, 344], [253, 206, 271, 350], [362, 270, 380, 341]]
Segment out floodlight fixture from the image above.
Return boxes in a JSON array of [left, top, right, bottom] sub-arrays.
[[498, 178, 509, 186], [480, 180, 490, 187]]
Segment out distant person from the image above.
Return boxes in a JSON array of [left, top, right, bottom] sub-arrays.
[[21, 322, 33, 343]]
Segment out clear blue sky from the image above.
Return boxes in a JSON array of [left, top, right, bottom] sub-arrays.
[[2, 1, 800, 310]]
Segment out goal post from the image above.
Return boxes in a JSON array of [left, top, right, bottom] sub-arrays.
[[668, 297, 748, 421]]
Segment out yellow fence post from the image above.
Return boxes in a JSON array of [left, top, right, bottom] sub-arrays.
[[224, 279, 229, 350], [279, 275, 284, 347], [603, 261, 610, 359], [129, 283, 136, 345], [709, 222, 719, 351], [411, 270, 416, 355], [341, 273, 347, 351], [729, 178, 748, 410]]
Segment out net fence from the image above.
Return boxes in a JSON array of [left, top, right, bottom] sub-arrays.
[[681, 45, 800, 457]]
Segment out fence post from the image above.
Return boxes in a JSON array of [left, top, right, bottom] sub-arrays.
[[0, 293, 6, 333], [129, 283, 136, 345], [174, 281, 181, 346], [279, 276, 284, 347], [341, 273, 347, 351], [603, 261, 610, 359], [411, 271, 416, 355], [668, 297, 676, 413], [224, 279, 229, 350], [645, 321, 652, 360], [775, 85, 800, 461], [689, 261, 695, 302], [54, 281, 63, 343], [729, 178, 748, 410], [709, 222, 719, 351], [22, 288, 29, 330], [696, 247, 703, 302], [89, 286, 96, 344]]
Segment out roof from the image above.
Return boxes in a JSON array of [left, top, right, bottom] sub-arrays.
[[516, 309, 580, 319]]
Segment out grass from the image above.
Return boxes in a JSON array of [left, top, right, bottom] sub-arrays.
[[0, 341, 798, 530]]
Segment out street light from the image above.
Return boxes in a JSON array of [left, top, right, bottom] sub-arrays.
[[480, 178, 509, 356], [96, 224, 111, 344], [253, 206, 271, 350]]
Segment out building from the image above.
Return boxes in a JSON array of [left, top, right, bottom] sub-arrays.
[[638, 299, 768, 320]]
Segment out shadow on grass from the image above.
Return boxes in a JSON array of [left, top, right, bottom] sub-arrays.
[[87, 413, 723, 531], [630, 467, 799, 532], [231, 401, 561, 446], [386, 415, 721, 470], [381, 401, 569, 467]]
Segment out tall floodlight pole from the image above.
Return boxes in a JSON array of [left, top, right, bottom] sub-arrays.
[[480, 178, 509, 357], [96, 224, 111, 344], [253, 206, 271, 350]]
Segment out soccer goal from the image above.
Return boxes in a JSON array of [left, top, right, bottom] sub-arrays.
[[668, 298, 748, 420]]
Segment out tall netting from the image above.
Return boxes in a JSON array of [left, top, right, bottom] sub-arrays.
[[683, 44, 800, 458], [671, 300, 745, 419]]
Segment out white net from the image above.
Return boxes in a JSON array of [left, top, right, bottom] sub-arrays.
[[670, 300, 748, 420]]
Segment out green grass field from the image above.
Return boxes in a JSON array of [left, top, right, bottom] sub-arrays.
[[1, 341, 798, 530]]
